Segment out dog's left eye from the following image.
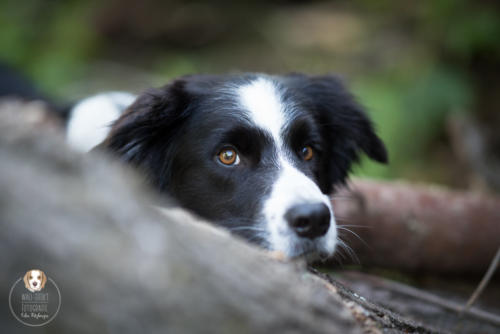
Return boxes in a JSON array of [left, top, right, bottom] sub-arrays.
[[217, 148, 240, 166], [300, 146, 314, 161]]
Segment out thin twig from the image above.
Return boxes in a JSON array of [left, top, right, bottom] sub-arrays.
[[461, 246, 500, 315]]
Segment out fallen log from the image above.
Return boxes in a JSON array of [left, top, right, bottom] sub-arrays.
[[0, 106, 358, 333], [0, 101, 439, 334], [332, 179, 500, 274]]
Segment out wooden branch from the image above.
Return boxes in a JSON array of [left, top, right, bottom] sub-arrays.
[[331, 179, 500, 274]]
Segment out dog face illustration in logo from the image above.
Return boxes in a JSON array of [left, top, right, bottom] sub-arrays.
[[23, 269, 47, 292]]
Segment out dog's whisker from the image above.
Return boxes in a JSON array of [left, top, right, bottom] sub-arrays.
[[337, 226, 364, 238], [332, 245, 347, 264], [337, 224, 372, 229], [336, 226, 371, 250], [243, 233, 269, 246], [333, 216, 355, 222], [229, 226, 267, 232], [337, 231, 370, 251], [336, 238, 360, 264]]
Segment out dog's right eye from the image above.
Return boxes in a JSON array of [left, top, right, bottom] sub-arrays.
[[299, 145, 314, 161], [217, 148, 240, 166]]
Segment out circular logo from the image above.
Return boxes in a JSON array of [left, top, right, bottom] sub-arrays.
[[9, 269, 61, 327]]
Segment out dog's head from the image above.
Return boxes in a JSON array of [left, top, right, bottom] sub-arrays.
[[23, 269, 47, 292], [103, 73, 387, 258]]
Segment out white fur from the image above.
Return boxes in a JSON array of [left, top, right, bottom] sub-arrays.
[[66, 92, 136, 152], [263, 159, 337, 257], [238, 77, 337, 257], [238, 77, 286, 146], [26, 270, 43, 292]]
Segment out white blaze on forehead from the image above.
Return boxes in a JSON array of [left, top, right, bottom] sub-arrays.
[[237, 77, 286, 144]]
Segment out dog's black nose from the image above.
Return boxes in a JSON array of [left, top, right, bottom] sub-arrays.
[[285, 203, 330, 239]]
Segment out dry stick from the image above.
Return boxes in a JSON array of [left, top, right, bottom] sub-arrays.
[[461, 246, 500, 315], [452, 246, 500, 333]]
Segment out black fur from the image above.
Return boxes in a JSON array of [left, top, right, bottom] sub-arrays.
[[280, 74, 387, 193]]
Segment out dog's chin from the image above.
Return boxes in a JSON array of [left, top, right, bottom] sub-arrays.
[[276, 237, 336, 263], [265, 220, 338, 262]]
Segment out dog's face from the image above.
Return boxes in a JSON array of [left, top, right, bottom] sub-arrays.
[[104, 74, 387, 258], [23, 269, 47, 292]]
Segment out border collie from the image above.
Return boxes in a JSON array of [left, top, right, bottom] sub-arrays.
[[67, 73, 387, 259]]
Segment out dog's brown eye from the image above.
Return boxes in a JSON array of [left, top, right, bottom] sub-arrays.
[[300, 146, 314, 161], [218, 148, 240, 166]]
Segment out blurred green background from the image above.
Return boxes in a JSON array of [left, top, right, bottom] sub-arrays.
[[2, 0, 499, 190]]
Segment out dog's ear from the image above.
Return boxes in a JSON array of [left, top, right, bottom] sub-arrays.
[[285, 74, 387, 190], [103, 78, 196, 191], [23, 271, 30, 288], [40, 271, 47, 288]]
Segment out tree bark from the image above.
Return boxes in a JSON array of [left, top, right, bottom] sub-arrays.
[[1, 101, 491, 333], [1, 101, 440, 334], [331, 179, 500, 274]]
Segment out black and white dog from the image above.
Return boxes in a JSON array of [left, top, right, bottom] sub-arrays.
[[67, 73, 388, 259]]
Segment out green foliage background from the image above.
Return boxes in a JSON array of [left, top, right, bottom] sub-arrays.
[[1, 0, 499, 187]]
